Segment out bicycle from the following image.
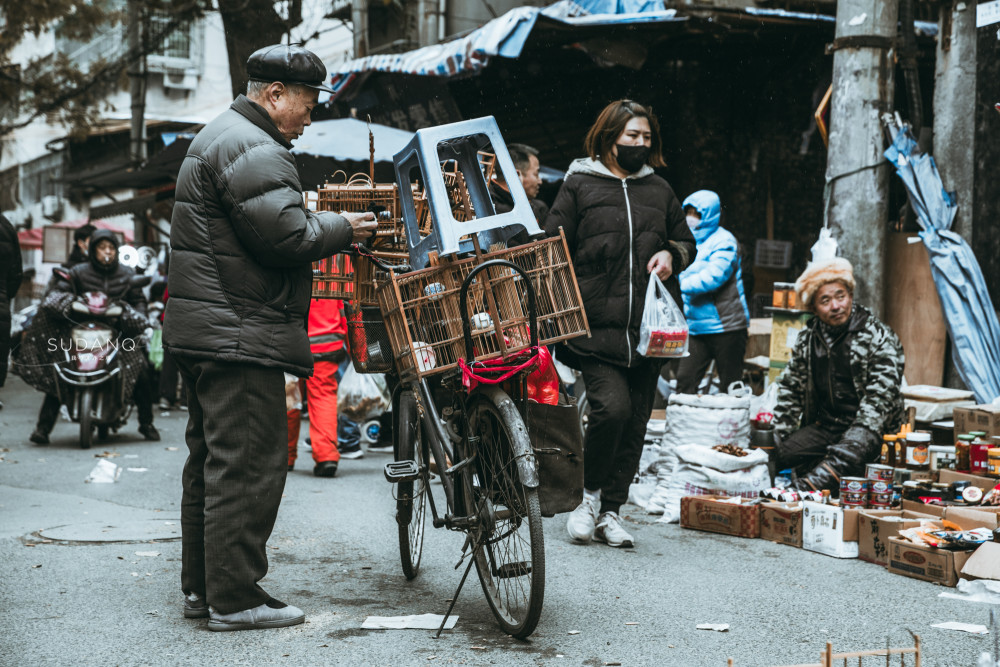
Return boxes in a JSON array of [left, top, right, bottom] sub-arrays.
[[383, 258, 546, 639]]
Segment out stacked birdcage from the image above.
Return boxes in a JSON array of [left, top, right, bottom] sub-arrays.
[[376, 229, 588, 380]]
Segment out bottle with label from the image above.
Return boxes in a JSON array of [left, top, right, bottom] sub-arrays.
[[988, 447, 1000, 478], [969, 431, 990, 475], [955, 434, 974, 472], [881, 434, 898, 467], [905, 431, 931, 471]]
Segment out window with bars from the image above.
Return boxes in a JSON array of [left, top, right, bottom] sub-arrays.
[[149, 12, 193, 61], [0, 167, 19, 212], [19, 153, 64, 206]]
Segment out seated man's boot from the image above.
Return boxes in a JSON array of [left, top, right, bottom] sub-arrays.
[[183, 592, 209, 619], [208, 599, 305, 632]]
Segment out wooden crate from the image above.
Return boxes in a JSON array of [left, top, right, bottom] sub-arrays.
[[377, 230, 589, 380]]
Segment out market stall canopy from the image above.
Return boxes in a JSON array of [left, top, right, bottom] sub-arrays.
[[328, 0, 683, 97], [885, 124, 1000, 403], [17, 218, 134, 250], [291, 118, 415, 162]]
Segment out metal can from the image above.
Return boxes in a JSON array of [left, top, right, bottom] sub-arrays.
[[866, 463, 894, 483], [841, 490, 868, 507], [840, 477, 870, 495], [869, 489, 893, 507], [778, 490, 800, 503], [870, 479, 892, 494]]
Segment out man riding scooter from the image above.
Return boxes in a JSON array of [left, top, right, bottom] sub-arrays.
[[25, 230, 159, 444]]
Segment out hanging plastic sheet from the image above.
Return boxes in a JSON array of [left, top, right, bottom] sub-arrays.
[[884, 127, 1000, 403]]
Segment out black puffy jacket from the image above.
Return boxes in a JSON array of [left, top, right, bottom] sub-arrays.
[[544, 159, 695, 367], [164, 95, 353, 376], [59, 229, 147, 316]]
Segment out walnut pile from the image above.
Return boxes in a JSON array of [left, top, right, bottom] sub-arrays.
[[712, 444, 748, 457]]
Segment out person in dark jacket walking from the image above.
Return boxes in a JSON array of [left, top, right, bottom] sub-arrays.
[[164, 44, 376, 632], [0, 213, 23, 408], [675, 190, 750, 394], [29, 229, 159, 443], [545, 100, 695, 549]]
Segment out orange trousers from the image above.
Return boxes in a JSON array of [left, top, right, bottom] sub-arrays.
[[287, 360, 340, 466]]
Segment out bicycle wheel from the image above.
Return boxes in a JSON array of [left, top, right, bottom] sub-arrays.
[[395, 390, 427, 580], [464, 385, 544, 639]]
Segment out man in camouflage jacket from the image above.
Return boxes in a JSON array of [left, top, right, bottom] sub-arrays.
[[772, 257, 905, 492]]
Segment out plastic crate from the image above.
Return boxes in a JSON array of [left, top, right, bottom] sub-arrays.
[[754, 239, 793, 269]]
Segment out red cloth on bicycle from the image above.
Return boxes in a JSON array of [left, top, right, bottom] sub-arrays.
[[460, 346, 559, 405]]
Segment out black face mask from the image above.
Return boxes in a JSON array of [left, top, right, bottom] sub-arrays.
[[614, 144, 651, 174]]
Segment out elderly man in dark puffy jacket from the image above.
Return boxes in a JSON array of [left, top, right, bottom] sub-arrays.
[[164, 44, 376, 632]]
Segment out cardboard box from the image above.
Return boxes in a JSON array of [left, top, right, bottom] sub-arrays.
[[887, 536, 974, 587], [937, 469, 998, 492], [953, 404, 1000, 437], [801, 502, 861, 558], [901, 499, 947, 517], [680, 496, 760, 538], [759, 502, 803, 547], [961, 542, 1000, 582], [768, 311, 811, 363], [857, 510, 937, 566], [944, 505, 1000, 530]]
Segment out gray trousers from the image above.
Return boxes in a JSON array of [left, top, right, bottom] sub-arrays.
[[176, 356, 287, 614]]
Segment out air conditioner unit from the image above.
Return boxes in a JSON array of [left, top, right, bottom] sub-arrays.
[[163, 70, 199, 91], [41, 195, 63, 221]]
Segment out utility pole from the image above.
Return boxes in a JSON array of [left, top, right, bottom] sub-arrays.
[[127, 0, 147, 245], [351, 0, 369, 57], [824, 0, 898, 318]]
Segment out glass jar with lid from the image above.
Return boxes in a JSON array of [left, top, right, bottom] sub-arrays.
[[881, 434, 898, 467], [969, 431, 990, 475], [955, 434, 974, 472], [905, 431, 931, 471]]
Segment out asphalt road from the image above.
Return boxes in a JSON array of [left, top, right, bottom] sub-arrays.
[[0, 375, 994, 666]]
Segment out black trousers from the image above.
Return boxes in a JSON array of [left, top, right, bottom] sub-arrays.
[[675, 329, 748, 394], [773, 422, 846, 475], [176, 356, 287, 614], [158, 348, 184, 404], [579, 356, 660, 514]]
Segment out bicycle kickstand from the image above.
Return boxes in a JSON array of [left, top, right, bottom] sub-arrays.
[[436, 554, 477, 639]]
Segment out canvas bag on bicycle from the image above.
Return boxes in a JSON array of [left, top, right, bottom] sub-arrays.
[[636, 272, 689, 358], [527, 398, 584, 517]]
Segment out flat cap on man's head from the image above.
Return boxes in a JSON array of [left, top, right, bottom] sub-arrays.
[[246, 44, 333, 93]]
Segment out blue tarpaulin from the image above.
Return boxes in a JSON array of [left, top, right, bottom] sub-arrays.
[[884, 127, 1000, 403]]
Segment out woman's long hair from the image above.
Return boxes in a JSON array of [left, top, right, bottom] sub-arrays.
[[583, 99, 666, 170]]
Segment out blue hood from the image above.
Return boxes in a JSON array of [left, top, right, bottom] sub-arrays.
[[682, 190, 721, 244]]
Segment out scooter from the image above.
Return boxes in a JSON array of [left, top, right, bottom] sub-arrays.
[[50, 268, 150, 449]]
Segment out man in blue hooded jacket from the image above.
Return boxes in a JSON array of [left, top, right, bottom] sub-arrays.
[[675, 190, 749, 393]]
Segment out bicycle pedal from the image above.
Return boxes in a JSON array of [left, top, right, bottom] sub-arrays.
[[493, 561, 531, 579], [384, 460, 420, 483]]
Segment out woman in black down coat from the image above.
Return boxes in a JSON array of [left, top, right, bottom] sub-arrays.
[[545, 100, 695, 549]]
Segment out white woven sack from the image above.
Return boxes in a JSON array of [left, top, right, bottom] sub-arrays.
[[653, 390, 750, 477], [656, 445, 770, 524]]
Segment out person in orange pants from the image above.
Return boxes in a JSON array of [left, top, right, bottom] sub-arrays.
[[287, 298, 348, 477]]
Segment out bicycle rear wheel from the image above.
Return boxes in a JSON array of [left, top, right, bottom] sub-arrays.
[[396, 389, 427, 580], [464, 386, 544, 639]]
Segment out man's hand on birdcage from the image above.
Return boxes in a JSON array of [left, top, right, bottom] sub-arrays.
[[342, 211, 378, 243]]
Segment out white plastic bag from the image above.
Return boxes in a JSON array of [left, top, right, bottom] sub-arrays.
[[655, 445, 771, 524], [337, 366, 390, 422], [636, 273, 688, 358]]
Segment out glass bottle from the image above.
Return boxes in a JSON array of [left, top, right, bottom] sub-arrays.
[[905, 431, 931, 471], [955, 434, 974, 472], [881, 434, 898, 467]]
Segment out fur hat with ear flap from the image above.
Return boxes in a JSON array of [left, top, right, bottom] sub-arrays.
[[795, 257, 855, 310]]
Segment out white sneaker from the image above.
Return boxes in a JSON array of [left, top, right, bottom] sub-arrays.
[[566, 495, 599, 543], [594, 511, 634, 548]]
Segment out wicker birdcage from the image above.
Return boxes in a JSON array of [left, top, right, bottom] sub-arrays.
[[316, 172, 405, 239], [376, 230, 589, 380], [312, 253, 355, 300], [353, 247, 410, 306]]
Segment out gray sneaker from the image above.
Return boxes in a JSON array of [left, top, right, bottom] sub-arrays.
[[566, 495, 600, 543], [594, 511, 634, 548], [208, 599, 305, 632], [183, 592, 208, 619]]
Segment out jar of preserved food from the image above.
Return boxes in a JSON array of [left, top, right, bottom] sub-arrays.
[[970, 432, 990, 475], [988, 448, 1000, 478], [955, 434, 974, 472], [905, 431, 931, 471], [881, 435, 898, 467]]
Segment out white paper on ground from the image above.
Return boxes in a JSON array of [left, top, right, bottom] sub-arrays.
[[362, 614, 458, 630], [931, 621, 989, 635], [939, 578, 1000, 605], [696, 624, 730, 632], [85, 459, 121, 483]]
